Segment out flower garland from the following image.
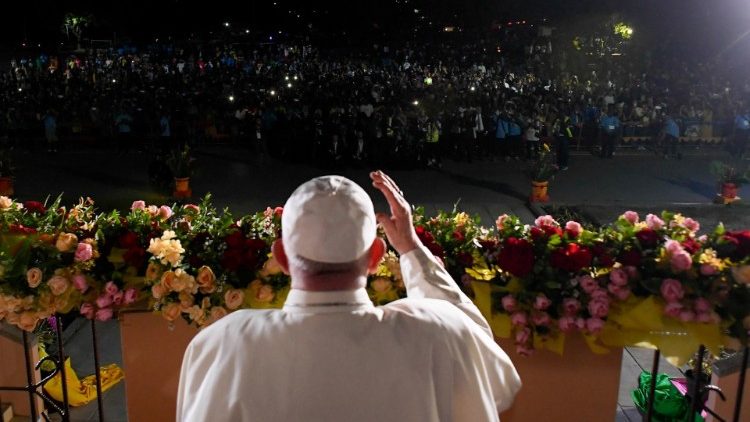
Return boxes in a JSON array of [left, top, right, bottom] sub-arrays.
[[0, 195, 747, 362]]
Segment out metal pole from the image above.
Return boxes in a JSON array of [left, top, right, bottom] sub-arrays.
[[55, 316, 70, 421], [91, 320, 105, 422], [22, 330, 38, 421], [645, 348, 660, 422], [690, 345, 706, 420], [733, 346, 749, 422]]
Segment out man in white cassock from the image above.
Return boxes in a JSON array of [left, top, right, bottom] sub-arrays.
[[177, 171, 521, 421]]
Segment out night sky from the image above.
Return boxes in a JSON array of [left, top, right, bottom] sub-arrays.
[[2, 0, 750, 54]]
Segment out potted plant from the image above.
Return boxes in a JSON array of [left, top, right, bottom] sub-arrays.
[[0, 149, 15, 196], [526, 143, 557, 202], [710, 160, 748, 204], [167, 146, 194, 198]]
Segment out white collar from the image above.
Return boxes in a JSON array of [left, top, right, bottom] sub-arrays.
[[283, 288, 374, 313]]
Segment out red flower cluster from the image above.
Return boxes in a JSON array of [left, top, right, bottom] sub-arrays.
[[549, 243, 593, 273], [635, 228, 659, 248], [119, 231, 146, 269], [221, 230, 267, 272], [415, 226, 444, 258], [497, 237, 535, 277], [723, 230, 750, 261], [23, 201, 47, 214]]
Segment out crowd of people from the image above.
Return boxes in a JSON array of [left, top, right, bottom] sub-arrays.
[[2, 29, 749, 170]]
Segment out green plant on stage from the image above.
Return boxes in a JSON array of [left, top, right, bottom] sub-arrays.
[[167, 146, 195, 178], [710, 160, 749, 187], [526, 143, 557, 182]]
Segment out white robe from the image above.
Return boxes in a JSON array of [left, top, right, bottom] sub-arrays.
[[177, 246, 521, 421]]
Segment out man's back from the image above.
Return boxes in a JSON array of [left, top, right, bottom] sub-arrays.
[[178, 294, 517, 422]]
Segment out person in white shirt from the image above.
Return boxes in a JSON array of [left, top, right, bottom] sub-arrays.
[[177, 171, 521, 421]]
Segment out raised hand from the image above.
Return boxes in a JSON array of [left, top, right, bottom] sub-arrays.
[[370, 170, 421, 256]]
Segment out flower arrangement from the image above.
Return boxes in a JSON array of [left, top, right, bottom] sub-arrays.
[[526, 143, 557, 182], [710, 160, 749, 187], [167, 145, 195, 179], [0, 195, 748, 363]]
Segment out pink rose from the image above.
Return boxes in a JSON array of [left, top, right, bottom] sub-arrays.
[[664, 239, 683, 255], [700, 264, 717, 276], [96, 294, 113, 309], [590, 288, 609, 301], [558, 316, 578, 333], [646, 214, 665, 230], [608, 284, 631, 301], [670, 250, 693, 272], [678, 310, 696, 322], [664, 302, 683, 318], [183, 204, 200, 213], [95, 308, 114, 321], [609, 268, 628, 286], [72, 274, 89, 293], [495, 214, 510, 230], [624, 266, 639, 279], [73, 242, 93, 262], [131, 200, 146, 210], [565, 221, 582, 238], [123, 288, 138, 305], [535, 215, 558, 227], [696, 312, 713, 323], [698, 235, 708, 243], [563, 298, 581, 315], [112, 292, 124, 306], [515, 327, 532, 344], [80, 303, 95, 319], [158, 205, 173, 220], [587, 298, 610, 318], [622, 211, 639, 224], [585, 318, 605, 334], [47, 276, 70, 296], [501, 295, 517, 312], [533, 294, 552, 310], [660, 279, 684, 302], [579, 275, 598, 294], [224, 289, 245, 310], [104, 281, 119, 296], [683, 218, 700, 233], [510, 312, 528, 326], [693, 298, 712, 313], [531, 311, 551, 326]]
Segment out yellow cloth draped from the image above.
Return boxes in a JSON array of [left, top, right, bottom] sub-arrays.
[[40, 348, 125, 407]]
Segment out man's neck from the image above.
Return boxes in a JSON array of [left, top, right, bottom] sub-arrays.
[[290, 274, 367, 292]]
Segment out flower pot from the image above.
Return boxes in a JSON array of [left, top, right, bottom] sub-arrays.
[[714, 182, 740, 204], [530, 180, 549, 202], [173, 177, 192, 199], [0, 177, 14, 196]]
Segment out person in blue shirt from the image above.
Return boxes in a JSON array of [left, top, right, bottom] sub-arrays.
[[731, 107, 750, 157], [660, 110, 681, 159], [598, 105, 621, 159], [492, 110, 509, 161], [507, 109, 523, 160]]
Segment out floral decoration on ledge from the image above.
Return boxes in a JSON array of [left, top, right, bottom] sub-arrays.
[[0, 195, 747, 364]]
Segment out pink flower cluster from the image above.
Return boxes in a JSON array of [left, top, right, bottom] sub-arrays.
[[660, 279, 718, 323], [80, 281, 138, 321], [664, 239, 693, 272], [131, 200, 173, 220]]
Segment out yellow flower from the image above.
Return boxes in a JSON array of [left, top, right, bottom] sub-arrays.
[[453, 212, 470, 228], [147, 231, 185, 267]]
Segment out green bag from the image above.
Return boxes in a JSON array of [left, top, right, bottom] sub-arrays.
[[631, 372, 704, 422]]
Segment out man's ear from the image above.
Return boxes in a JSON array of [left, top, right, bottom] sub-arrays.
[[272, 239, 290, 275], [366, 238, 387, 275]]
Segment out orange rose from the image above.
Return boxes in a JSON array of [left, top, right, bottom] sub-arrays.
[[196, 266, 216, 293], [17, 312, 39, 332], [47, 275, 70, 296], [0, 196, 13, 209], [224, 289, 245, 310], [209, 306, 228, 324], [55, 233, 78, 252], [178, 291, 195, 310], [255, 285, 275, 303], [160, 270, 176, 291], [26, 268, 43, 288], [151, 283, 166, 299], [162, 303, 182, 322]]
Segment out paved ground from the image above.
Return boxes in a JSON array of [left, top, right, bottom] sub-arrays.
[[6, 144, 750, 421]]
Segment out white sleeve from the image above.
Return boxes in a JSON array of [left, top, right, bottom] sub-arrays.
[[399, 245, 494, 339]]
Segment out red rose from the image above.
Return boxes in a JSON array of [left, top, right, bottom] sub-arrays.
[[123, 247, 146, 269], [9, 224, 37, 235], [497, 237, 535, 277], [221, 249, 244, 272], [542, 225, 564, 238], [452, 230, 465, 242], [550, 243, 593, 273], [530, 227, 545, 241], [723, 231, 750, 261], [242, 249, 259, 270], [681, 238, 701, 254], [635, 229, 659, 248], [456, 252, 473, 267], [245, 238, 267, 252], [23, 201, 46, 214], [598, 253, 615, 268], [619, 249, 642, 267], [118, 231, 139, 249], [426, 242, 445, 258], [225, 231, 246, 249]]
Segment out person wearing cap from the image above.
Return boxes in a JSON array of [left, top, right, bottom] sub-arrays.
[[176, 171, 521, 421]]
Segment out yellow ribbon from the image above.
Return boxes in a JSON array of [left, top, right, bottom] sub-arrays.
[[40, 347, 124, 407]]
